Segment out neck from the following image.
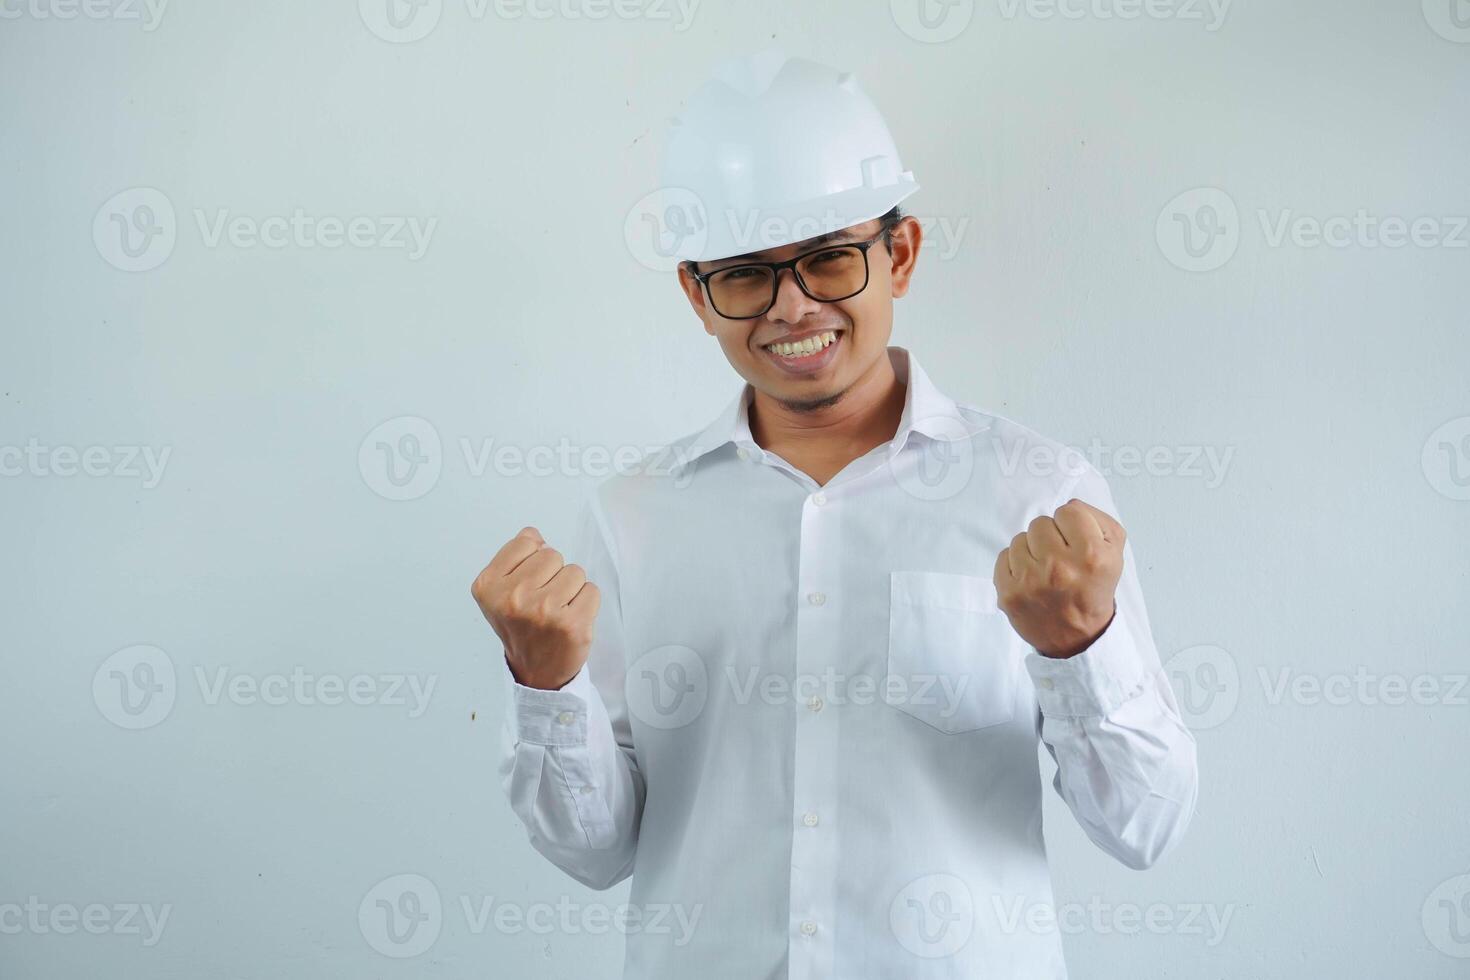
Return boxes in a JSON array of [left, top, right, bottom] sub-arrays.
[[748, 348, 906, 481]]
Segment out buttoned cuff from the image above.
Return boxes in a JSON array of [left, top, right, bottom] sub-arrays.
[[1025, 607, 1151, 718], [502, 655, 595, 747]]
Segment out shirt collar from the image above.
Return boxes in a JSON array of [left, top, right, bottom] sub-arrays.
[[672, 345, 971, 475]]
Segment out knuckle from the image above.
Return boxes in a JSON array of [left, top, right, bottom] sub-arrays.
[[503, 585, 534, 616], [474, 576, 501, 606], [1045, 561, 1073, 589]]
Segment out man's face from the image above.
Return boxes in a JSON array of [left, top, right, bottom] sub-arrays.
[[677, 216, 922, 411]]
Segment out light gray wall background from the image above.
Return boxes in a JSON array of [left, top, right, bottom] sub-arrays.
[[3, 1, 1468, 977]]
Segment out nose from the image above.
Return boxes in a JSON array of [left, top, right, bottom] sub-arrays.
[[764, 266, 823, 325]]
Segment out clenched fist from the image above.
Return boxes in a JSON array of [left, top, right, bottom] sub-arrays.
[[993, 498, 1125, 659], [470, 526, 601, 690]]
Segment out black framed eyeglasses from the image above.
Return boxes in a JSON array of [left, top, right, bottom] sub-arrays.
[[688, 218, 898, 320]]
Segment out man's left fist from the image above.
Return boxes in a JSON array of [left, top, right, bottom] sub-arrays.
[[993, 498, 1126, 659]]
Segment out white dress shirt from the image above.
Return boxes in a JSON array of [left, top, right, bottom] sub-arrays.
[[498, 346, 1198, 979]]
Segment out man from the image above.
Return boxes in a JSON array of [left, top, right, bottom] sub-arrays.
[[473, 50, 1198, 979]]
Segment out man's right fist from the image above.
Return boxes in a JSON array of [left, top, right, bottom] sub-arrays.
[[470, 526, 601, 691]]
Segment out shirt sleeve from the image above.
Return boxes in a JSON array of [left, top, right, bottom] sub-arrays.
[[1023, 460, 1200, 870], [496, 483, 645, 891]]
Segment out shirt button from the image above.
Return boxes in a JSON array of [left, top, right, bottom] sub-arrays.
[[800, 920, 818, 937], [1038, 677, 1055, 690], [807, 592, 826, 606], [802, 812, 819, 827], [579, 785, 594, 795], [807, 696, 824, 712], [556, 711, 575, 725], [811, 491, 827, 506], [737, 448, 750, 461]]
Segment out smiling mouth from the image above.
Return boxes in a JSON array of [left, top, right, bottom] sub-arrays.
[[761, 329, 841, 359]]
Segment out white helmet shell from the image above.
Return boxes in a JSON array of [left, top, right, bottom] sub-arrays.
[[657, 49, 919, 264]]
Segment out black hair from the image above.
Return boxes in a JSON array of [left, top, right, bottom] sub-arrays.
[[878, 204, 903, 250]]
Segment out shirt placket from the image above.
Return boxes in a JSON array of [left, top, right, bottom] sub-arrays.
[[786, 481, 840, 980]]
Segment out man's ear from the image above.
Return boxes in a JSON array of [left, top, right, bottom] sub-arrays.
[[887, 216, 924, 299]]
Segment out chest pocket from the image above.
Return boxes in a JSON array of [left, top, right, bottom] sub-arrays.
[[886, 570, 1023, 734]]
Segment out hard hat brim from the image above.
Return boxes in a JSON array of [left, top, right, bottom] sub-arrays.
[[681, 177, 920, 264]]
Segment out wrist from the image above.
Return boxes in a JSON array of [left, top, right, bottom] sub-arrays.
[[1035, 604, 1117, 659], [506, 653, 577, 691]]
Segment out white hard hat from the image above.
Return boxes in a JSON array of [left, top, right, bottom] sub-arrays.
[[657, 49, 919, 264]]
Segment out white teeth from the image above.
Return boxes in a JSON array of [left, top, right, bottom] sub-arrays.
[[766, 330, 838, 358]]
